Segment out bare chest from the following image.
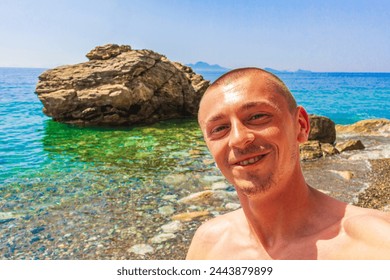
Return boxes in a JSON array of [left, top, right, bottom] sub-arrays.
[[210, 233, 352, 260]]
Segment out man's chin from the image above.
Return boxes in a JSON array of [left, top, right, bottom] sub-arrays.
[[233, 175, 274, 197]]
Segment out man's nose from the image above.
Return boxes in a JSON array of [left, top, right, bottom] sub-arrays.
[[228, 120, 255, 149]]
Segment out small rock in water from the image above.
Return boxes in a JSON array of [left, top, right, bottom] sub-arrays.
[[163, 174, 188, 185], [161, 221, 183, 233], [211, 181, 230, 190], [0, 218, 15, 225], [162, 195, 177, 202], [30, 226, 45, 235], [150, 233, 176, 244], [158, 205, 175, 216], [128, 244, 154, 255], [225, 203, 241, 210], [330, 170, 354, 180], [178, 190, 214, 204], [171, 211, 210, 222], [0, 212, 20, 221], [203, 159, 215, 165], [30, 236, 40, 244], [201, 175, 225, 183]]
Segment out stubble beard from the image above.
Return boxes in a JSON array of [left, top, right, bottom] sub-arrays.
[[236, 170, 276, 197], [237, 142, 299, 197], [228, 143, 277, 197]]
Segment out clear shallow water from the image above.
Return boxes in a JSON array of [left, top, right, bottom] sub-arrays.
[[0, 67, 389, 259]]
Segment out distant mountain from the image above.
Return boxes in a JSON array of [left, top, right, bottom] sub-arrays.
[[295, 69, 312, 73], [187, 62, 311, 74], [187, 61, 229, 72], [265, 67, 312, 74]]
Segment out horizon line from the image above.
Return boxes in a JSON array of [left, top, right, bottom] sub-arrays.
[[1, 66, 390, 74]]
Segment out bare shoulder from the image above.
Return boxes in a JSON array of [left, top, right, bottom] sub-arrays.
[[343, 205, 390, 232], [342, 205, 390, 257], [186, 209, 244, 259]]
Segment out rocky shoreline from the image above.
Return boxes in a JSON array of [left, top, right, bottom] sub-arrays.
[[354, 158, 390, 211], [0, 118, 389, 260]]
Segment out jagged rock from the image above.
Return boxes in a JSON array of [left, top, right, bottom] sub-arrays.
[[86, 44, 132, 60], [35, 44, 210, 126], [336, 119, 390, 136], [300, 140, 323, 161], [309, 115, 336, 144], [320, 143, 339, 156], [335, 140, 365, 153]]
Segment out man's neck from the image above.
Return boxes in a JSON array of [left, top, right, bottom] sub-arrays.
[[237, 173, 323, 250]]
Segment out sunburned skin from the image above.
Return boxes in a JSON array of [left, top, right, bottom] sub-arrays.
[[187, 67, 390, 260]]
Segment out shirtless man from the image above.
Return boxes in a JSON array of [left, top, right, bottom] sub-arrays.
[[186, 67, 390, 260]]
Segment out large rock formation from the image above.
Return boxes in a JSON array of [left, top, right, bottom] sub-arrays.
[[308, 114, 336, 144], [300, 115, 337, 160], [35, 44, 210, 126]]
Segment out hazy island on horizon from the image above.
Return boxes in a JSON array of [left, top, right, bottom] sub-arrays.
[[186, 61, 312, 74]]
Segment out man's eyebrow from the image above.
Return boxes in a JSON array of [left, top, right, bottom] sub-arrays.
[[240, 101, 262, 110], [240, 101, 279, 111], [205, 113, 226, 124]]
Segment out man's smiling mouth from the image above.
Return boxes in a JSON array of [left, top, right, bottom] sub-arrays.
[[237, 155, 264, 166]]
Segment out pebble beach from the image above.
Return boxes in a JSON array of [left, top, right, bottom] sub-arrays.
[[355, 158, 390, 211], [1, 125, 389, 260]]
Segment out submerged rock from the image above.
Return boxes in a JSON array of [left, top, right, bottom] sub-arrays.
[[128, 244, 154, 255], [158, 205, 175, 216], [35, 44, 209, 126], [161, 221, 183, 233], [178, 190, 238, 206], [150, 233, 176, 244], [171, 211, 210, 222]]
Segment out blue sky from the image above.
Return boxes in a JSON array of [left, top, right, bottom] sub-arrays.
[[1, 0, 389, 71]]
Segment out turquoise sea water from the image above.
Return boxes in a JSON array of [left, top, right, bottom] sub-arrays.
[[203, 71, 390, 124], [0, 67, 389, 259], [1, 68, 390, 206]]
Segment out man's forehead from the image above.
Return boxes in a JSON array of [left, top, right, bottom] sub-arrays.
[[202, 75, 276, 105], [218, 78, 249, 104]]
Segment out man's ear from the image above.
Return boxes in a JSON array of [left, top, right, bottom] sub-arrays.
[[295, 106, 310, 143]]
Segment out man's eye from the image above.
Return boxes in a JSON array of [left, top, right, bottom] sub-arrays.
[[212, 125, 229, 134], [249, 114, 266, 120]]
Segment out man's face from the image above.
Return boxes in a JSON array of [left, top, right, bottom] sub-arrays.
[[198, 75, 304, 196]]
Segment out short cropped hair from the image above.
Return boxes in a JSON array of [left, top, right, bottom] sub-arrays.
[[205, 67, 297, 112]]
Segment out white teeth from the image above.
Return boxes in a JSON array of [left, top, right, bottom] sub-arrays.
[[239, 155, 262, 166]]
